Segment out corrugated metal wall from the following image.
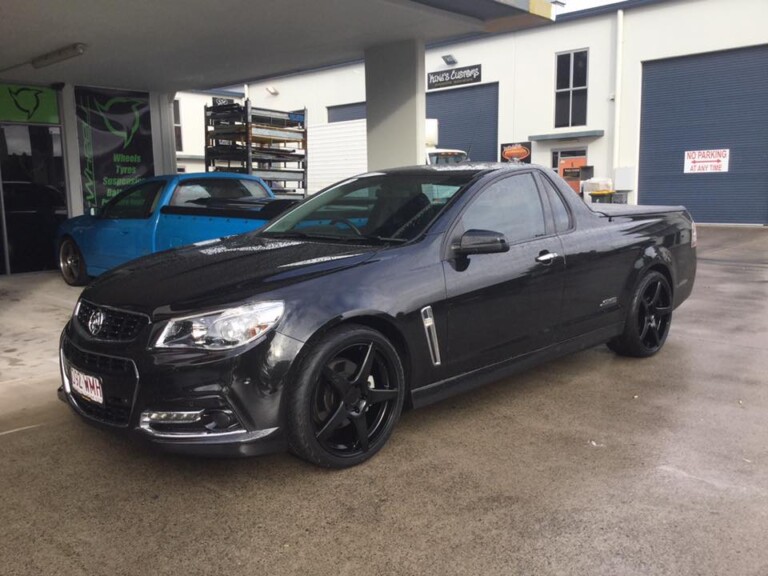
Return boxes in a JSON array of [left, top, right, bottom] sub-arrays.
[[307, 120, 368, 193], [638, 45, 768, 224]]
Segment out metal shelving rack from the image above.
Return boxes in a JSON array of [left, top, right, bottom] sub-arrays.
[[204, 99, 307, 195]]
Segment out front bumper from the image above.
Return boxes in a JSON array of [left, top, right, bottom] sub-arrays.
[[58, 319, 302, 457]]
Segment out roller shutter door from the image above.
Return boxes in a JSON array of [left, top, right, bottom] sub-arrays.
[[426, 83, 499, 162], [638, 45, 768, 224], [328, 83, 499, 162]]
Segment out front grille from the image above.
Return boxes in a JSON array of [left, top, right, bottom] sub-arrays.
[[62, 338, 135, 376], [76, 300, 148, 341], [62, 338, 137, 427], [73, 395, 132, 426]]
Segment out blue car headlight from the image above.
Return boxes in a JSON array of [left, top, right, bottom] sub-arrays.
[[154, 301, 284, 350]]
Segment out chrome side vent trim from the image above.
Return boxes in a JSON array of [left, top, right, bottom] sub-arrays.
[[420, 305, 442, 366]]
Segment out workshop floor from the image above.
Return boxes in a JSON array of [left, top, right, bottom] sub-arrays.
[[1, 225, 766, 576]]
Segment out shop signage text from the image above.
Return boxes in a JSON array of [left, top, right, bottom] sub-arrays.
[[500, 142, 532, 163], [75, 86, 155, 207], [684, 149, 730, 173], [427, 65, 482, 90], [0, 83, 60, 124]]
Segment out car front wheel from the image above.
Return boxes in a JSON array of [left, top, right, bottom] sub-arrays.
[[59, 237, 88, 286], [286, 324, 405, 468]]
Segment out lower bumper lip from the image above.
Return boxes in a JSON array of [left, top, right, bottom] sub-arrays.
[[58, 331, 285, 456], [57, 386, 284, 456]]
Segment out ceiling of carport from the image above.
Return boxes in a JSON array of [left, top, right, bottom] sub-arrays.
[[0, 0, 550, 92]]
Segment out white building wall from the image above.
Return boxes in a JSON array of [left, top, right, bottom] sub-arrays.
[[237, 0, 767, 202], [248, 65, 366, 126], [246, 14, 618, 178]]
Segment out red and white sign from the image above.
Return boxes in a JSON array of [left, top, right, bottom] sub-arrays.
[[684, 149, 730, 173], [71, 366, 103, 404]]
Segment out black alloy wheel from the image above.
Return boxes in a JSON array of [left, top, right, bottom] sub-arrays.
[[59, 237, 88, 286], [286, 325, 405, 468], [608, 270, 673, 357]]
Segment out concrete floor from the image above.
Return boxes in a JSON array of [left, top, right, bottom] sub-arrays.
[[0, 226, 766, 576]]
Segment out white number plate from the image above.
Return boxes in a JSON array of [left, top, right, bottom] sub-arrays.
[[70, 366, 103, 405]]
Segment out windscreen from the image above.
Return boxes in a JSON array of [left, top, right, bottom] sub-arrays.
[[262, 172, 477, 242]]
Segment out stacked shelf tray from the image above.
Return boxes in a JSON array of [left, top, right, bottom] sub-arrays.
[[205, 100, 307, 195]]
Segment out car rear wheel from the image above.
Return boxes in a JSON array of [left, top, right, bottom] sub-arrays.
[[608, 270, 673, 357], [59, 237, 88, 286], [286, 324, 405, 468]]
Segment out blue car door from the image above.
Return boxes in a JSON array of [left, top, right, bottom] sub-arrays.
[[88, 180, 166, 272]]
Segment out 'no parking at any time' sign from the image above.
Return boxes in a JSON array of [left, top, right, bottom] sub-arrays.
[[684, 149, 730, 173]]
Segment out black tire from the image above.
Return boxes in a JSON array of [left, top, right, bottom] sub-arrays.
[[608, 271, 673, 357], [286, 324, 405, 468], [58, 237, 88, 286]]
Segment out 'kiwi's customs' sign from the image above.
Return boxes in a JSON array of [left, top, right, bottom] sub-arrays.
[[427, 64, 482, 90], [75, 86, 154, 207]]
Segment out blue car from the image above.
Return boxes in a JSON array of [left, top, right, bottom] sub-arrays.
[[57, 172, 296, 285]]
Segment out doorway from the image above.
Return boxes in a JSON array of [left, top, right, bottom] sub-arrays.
[[0, 124, 67, 275]]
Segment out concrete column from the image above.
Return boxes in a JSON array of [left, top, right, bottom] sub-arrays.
[[60, 84, 84, 216], [364, 39, 425, 170], [149, 92, 177, 175]]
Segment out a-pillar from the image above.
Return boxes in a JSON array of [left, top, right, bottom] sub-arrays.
[[364, 39, 425, 171]]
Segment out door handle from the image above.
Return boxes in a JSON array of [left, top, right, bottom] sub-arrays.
[[535, 251, 558, 264]]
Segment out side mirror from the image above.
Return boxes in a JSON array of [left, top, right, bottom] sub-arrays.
[[453, 229, 510, 256]]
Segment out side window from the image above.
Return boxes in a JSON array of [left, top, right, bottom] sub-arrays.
[[539, 176, 572, 232], [170, 179, 255, 207], [102, 181, 164, 219], [239, 179, 270, 198], [461, 173, 546, 244]]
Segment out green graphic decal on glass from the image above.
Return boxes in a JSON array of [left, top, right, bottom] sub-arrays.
[[0, 83, 60, 124], [93, 97, 145, 147], [75, 87, 154, 208]]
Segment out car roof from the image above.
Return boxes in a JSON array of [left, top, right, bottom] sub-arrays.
[[139, 172, 264, 183], [367, 162, 540, 178], [175, 172, 263, 181]]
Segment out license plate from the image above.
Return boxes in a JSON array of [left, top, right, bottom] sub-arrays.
[[70, 366, 103, 405]]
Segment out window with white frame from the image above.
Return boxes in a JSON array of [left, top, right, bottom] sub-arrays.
[[551, 149, 587, 171], [555, 50, 588, 128], [173, 100, 183, 152]]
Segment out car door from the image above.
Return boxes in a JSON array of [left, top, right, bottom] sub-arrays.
[[442, 172, 566, 376], [88, 180, 166, 271]]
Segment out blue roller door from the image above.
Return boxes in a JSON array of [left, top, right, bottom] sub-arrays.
[[327, 82, 499, 162], [426, 83, 499, 162], [638, 45, 768, 224]]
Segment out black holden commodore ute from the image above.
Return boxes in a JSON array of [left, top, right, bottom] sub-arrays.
[[59, 163, 697, 468]]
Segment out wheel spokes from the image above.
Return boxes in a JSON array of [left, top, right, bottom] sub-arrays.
[[316, 401, 348, 441], [656, 305, 672, 316], [649, 281, 662, 306], [367, 388, 398, 404], [639, 318, 650, 340], [351, 343, 374, 386], [352, 414, 369, 452]]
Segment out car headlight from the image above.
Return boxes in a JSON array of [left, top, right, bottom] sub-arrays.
[[154, 301, 284, 350]]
